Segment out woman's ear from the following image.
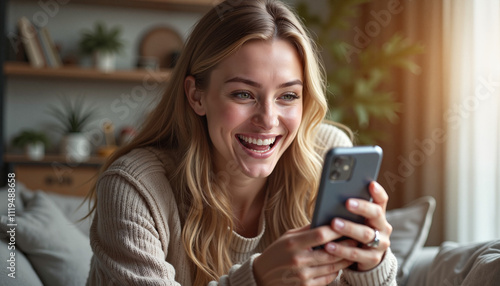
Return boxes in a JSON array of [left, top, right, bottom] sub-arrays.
[[185, 76, 206, 116]]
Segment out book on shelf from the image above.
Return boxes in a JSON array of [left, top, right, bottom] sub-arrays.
[[37, 28, 53, 67], [17, 17, 45, 68], [39, 27, 62, 68], [17, 17, 63, 69]]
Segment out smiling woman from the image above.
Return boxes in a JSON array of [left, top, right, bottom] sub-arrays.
[[84, 1, 397, 285], [185, 39, 303, 179]]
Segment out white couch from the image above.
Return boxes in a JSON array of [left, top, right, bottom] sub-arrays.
[[1, 183, 499, 285]]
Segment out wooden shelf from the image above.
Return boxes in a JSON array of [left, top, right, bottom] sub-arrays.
[[4, 62, 172, 83], [5, 153, 104, 197], [4, 153, 106, 166]]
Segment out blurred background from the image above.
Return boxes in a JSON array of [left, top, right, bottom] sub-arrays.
[[1, 0, 499, 247]]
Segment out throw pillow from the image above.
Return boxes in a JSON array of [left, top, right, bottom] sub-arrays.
[[0, 191, 92, 286], [0, 237, 44, 286], [44, 192, 93, 237], [386, 196, 436, 285], [0, 184, 25, 216]]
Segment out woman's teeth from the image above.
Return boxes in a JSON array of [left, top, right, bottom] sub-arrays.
[[238, 135, 276, 146]]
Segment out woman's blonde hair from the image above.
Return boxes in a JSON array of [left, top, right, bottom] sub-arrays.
[[87, 0, 329, 284]]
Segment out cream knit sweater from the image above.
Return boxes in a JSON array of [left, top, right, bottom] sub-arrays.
[[86, 124, 397, 285]]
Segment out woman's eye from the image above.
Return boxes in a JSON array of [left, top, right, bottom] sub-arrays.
[[281, 93, 299, 101], [232, 91, 253, 100]]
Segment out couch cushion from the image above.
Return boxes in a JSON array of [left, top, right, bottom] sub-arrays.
[[0, 184, 43, 285], [425, 240, 500, 285], [0, 237, 44, 286], [44, 191, 93, 237], [3, 182, 92, 237], [0, 184, 25, 215], [0, 185, 43, 285], [405, 246, 440, 286], [386, 196, 436, 285], [0, 191, 92, 286]]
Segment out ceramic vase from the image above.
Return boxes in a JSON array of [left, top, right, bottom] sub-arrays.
[[94, 51, 116, 73], [25, 141, 45, 161], [61, 133, 90, 162]]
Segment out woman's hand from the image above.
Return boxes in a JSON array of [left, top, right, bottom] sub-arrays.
[[323, 181, 393, 271], [253, 225, 355, 286]]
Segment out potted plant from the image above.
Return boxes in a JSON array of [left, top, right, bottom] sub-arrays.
[[297, 0, 423, 144], [79, 21, 124, 72], [48, 96, 98, 163], [12, 129, 50, 161]]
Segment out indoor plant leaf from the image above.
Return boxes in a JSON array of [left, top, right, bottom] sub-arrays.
[[298, 0, 423, 144]]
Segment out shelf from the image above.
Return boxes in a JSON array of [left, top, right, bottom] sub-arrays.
[[4, 62, 172, 83], [4, 153, 106, 166]]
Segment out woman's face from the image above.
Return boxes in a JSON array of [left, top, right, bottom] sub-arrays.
[[192, 39, 303, 179]]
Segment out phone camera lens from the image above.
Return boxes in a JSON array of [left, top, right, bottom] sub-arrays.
[[330, 170, 341, 181]]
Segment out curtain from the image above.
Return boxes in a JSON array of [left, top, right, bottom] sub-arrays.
[[443, 0, 500, 243], [356, 0, 446, 246], [356, 0, 500, 245]]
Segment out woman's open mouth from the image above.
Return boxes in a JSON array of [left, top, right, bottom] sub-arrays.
[[237, 135, 280, 153]]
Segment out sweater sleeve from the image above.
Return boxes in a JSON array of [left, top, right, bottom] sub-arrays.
[[208, 254, 260, 286], [315, 123, 353, 159], [336, 248, 398, 286], [86, 172, 181, 286]]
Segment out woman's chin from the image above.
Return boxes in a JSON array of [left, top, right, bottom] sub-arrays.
[[238, 162, 277, 179]]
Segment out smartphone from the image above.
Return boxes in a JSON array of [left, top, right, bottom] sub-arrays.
[[311, 146, 383, 247]]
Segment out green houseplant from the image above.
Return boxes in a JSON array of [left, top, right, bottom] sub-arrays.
[[297, 0, 423, 144], [12, 129, 50, 160], [79, 21, 125, 72], [48, 96, 98, 162]]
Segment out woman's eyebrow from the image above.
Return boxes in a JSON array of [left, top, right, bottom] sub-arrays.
[[278, 79, 303, 88], [225, 77, 262, 88], [224, 77, 303, 88]]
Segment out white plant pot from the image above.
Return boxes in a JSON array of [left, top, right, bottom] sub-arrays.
[[25, 142, 45, 161], [94, 51, 116, 73], [61, 133, 91, 163]]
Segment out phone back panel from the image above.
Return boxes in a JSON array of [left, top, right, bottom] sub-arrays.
[[311, 146, 383, 228]]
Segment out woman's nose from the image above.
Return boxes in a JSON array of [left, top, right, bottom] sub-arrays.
[[251, 102, 279, 130]]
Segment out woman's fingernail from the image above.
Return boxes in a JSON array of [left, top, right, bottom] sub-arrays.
[[348, 199, 359, 208], [326, 243, 336, 252], [334, 219, 345, 230], [372, 181, 382, 193]]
